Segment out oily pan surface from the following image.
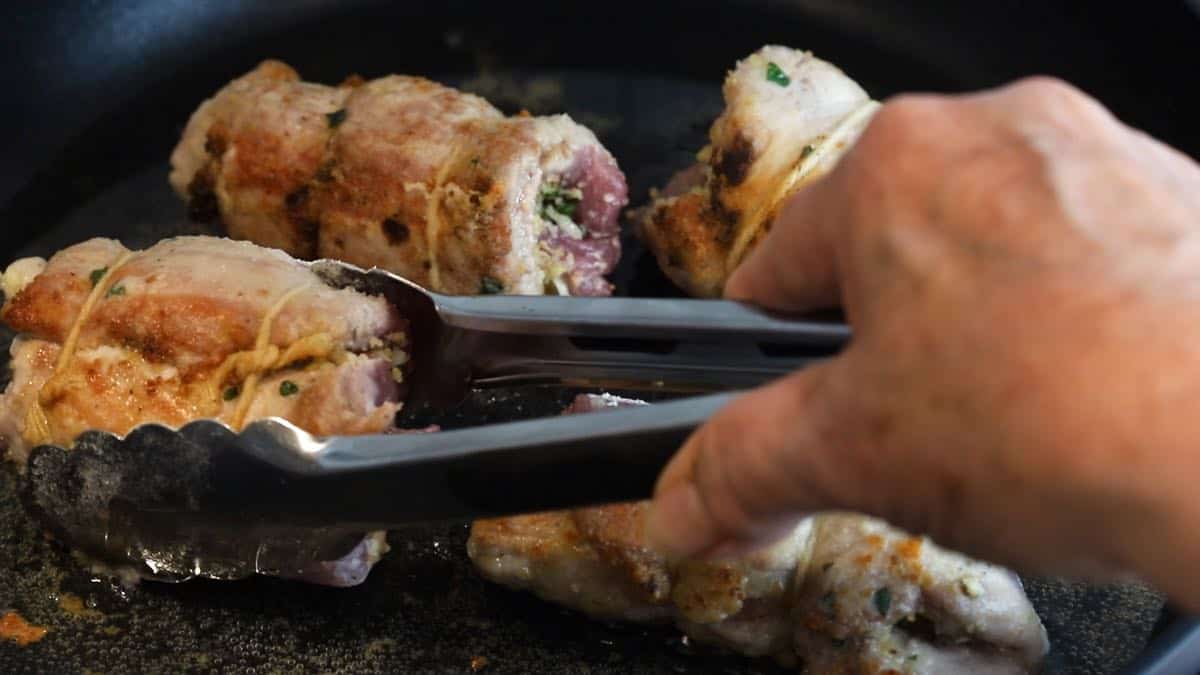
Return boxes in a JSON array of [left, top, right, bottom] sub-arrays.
[[0, 66, 1165, 674]]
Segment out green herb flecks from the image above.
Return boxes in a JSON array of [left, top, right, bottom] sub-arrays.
[[766, 61, 791, 87], [538, 181, 583, 222], [800, 144, 817, 159], [479, 276, 504, 295], [223, 386, 240, 401], [873, 587, 892, 616], [326, 108, 348, 128], [279, 380, 300, 397], [105, 284, 126, 298], [89, 267, 108, 287]]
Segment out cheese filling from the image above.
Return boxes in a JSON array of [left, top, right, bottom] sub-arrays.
[[538, 179, 584, 240], [535, 178, 585, 296]]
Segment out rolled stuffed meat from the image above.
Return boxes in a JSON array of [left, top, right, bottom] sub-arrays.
[[0, 235, 408, 464], [0, 235, 410, 586], [170, 61, 627, 297], [469, 395, 1049, 673], [638, 46, 879, 297]]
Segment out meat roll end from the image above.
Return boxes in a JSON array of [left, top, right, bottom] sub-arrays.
[[638, 46, 879, 297], [171, 62, 627, 298]]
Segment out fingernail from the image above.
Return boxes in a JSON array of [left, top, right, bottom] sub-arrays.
[[646, 483, 712, 559]]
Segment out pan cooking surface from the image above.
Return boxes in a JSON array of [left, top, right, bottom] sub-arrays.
[[0, 388, 1167, 674], [3, 1, 1195, 671]]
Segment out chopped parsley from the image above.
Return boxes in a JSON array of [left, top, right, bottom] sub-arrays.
[[766, 61, 791, 87], [326, 108, 347, 128], [105, 284, 126, 298], [89, 267, 108, 287], [479, 276, 504, 295], [873, 587, 892, 616], [800, 144, 817, 159], [538, 181, 582, 221], [279, 380, 300, 397], [222, 386, 240, 401]]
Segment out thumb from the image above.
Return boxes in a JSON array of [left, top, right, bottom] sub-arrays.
[[646, 359, 854, 559]]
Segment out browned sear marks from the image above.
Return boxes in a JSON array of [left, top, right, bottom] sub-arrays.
[[382, 218, 410, 245], [714, 133, 754, 187]]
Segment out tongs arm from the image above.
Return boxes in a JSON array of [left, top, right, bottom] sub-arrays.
[[421, 295, 849, 403], [235, 393, 737, 527], [317, 262, 850, 405], [434, 294, 850, 342]]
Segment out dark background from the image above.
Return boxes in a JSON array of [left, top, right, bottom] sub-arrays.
[[2, 1, 1198, 250], [0, 2, 1198, 673]]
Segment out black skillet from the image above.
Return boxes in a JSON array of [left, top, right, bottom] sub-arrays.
[[1, 1, 1198, 673]]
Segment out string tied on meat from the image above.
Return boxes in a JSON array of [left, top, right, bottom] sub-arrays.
[[219, 283, 315, 430], [28, 250, 135, 445]]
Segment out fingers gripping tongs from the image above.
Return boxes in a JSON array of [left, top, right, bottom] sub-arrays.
[[22, 261, 849, 579]]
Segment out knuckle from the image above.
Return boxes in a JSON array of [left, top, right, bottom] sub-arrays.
[[854, 93, 956, 174], [992, 76, 1125, 152], [1004, 76, 1112, 126], [1008, 75, 1086, 103], [870, 93, 949, 138]]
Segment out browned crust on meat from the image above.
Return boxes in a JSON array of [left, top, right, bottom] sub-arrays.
[[0, 237, 405, 455], [571, 503, 671, 601], [469, 513, 594, 579], [469, 509, 672, 614], [31, 340, 211, 441], [79, 294, 259, 372], [172, 61, 622, 296], [311, 76, 497, 279], [428, 122, 542, 293], [1, 239, 126, 342], [4, 239, 395, 378], [638, 135, 773, 299], [713, 132, 754, 188], [637, 192, 735, 298], [637, 47, 876, 299], [381, 218, 410, 245], [186, 165, 221, 224], [472, 505, 1047, 670], [1, 270, 90, 343]]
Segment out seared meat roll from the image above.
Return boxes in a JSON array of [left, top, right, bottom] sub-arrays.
[[469, 395, 1048, 673], [170, 61, 627, 297], [638, 46, 879, 297], [0, 236, 407, 465]]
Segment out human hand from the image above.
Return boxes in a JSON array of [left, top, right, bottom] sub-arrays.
[[647, 77, 1200, 610]]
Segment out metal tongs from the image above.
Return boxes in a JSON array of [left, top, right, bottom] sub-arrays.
[[23, 260, 850, 581]]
